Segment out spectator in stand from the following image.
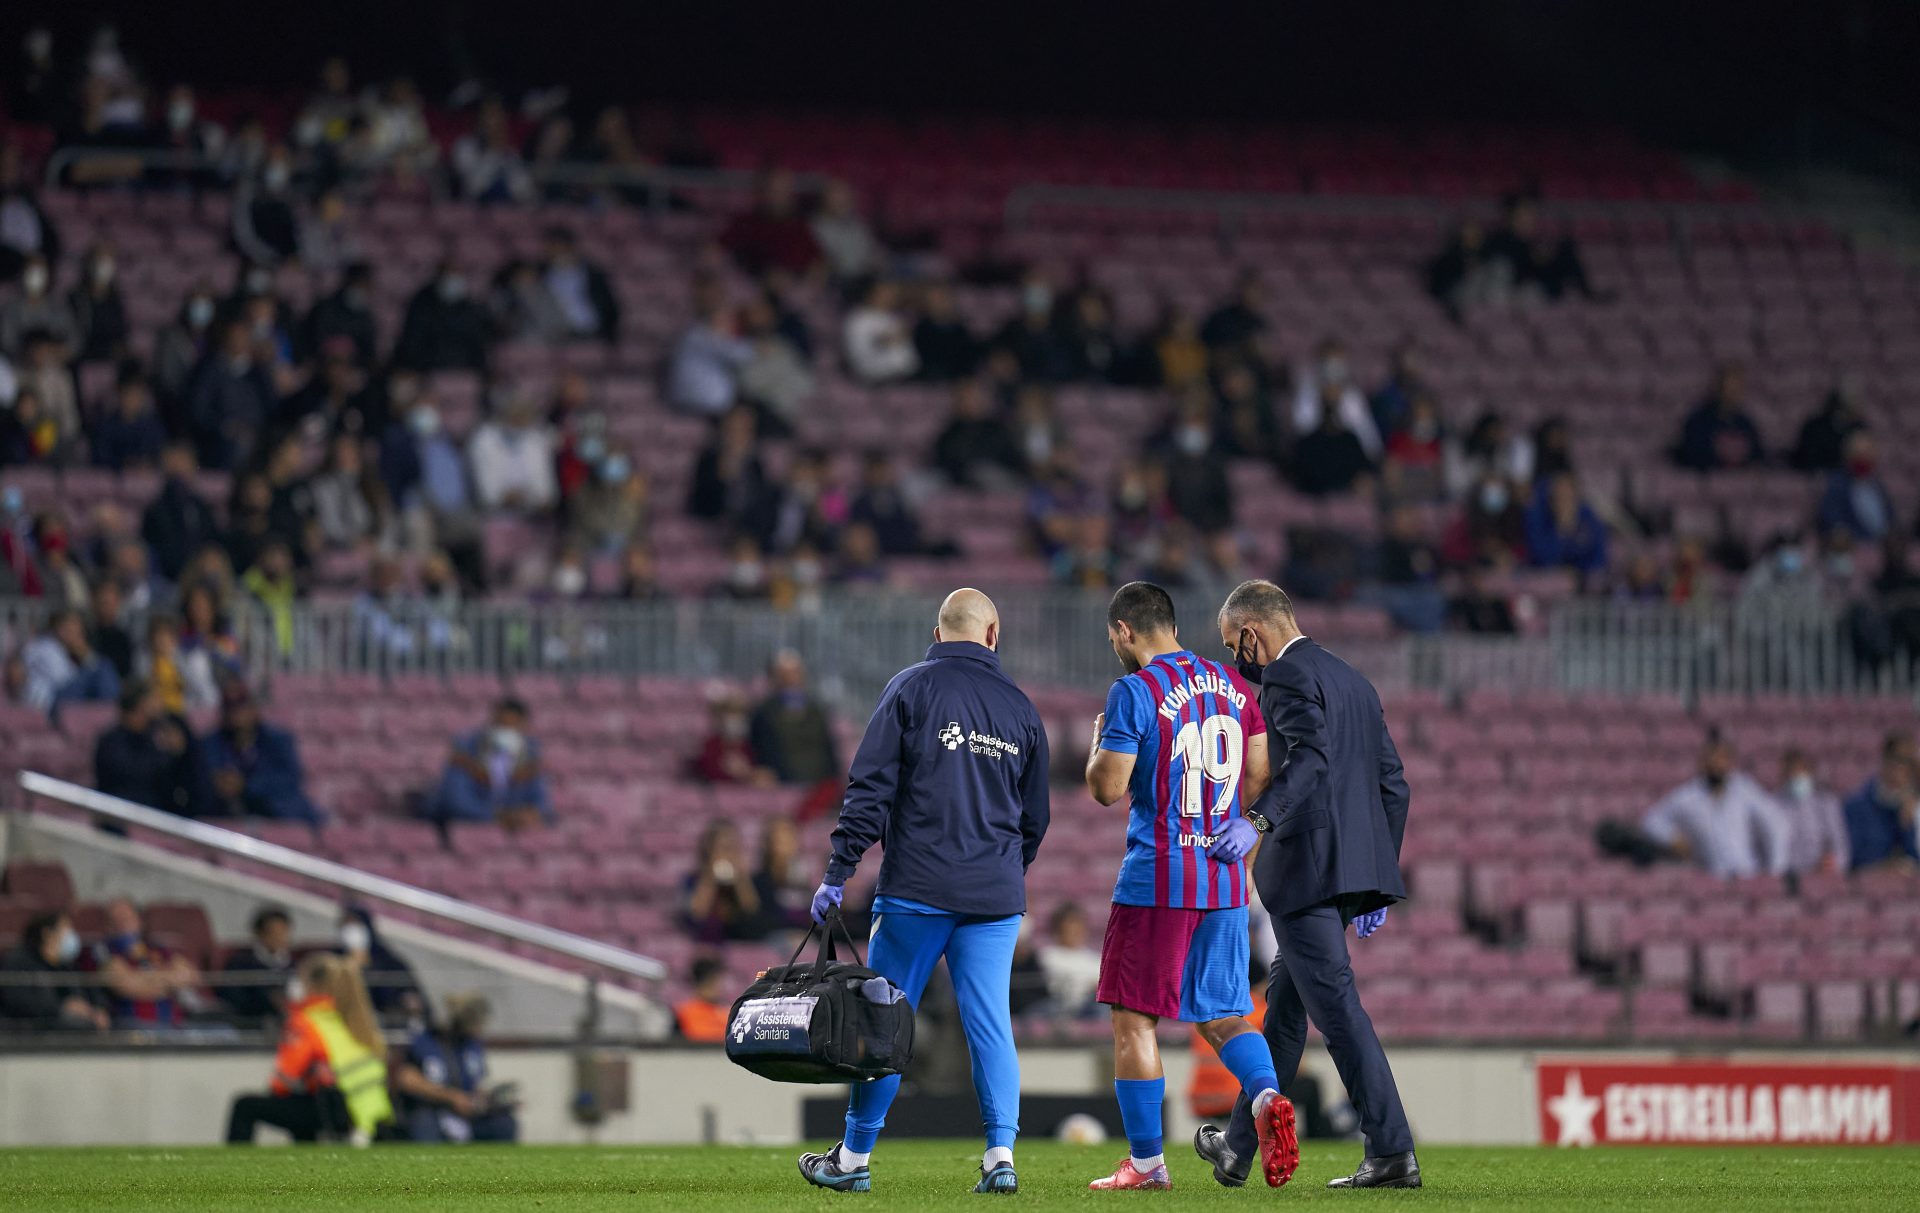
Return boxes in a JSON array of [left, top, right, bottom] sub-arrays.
[[180, 580, 245, 687], [933, 380, 1022, 489], [195, 683, 322, 824], [749, 446, 840, 556], [338, 905, 422, 1020], [1373, 504, 1446, 633], [381, 398, 484, 588], [1215, 360, 1281, 462], [292, 57, 356, 149], [1291, 389, 1375, 498], [1445, 410, 1535, 498], [687, 404, 768, 524], [749, 650, 840, 787], [429, 696, 554, 831], [1150, 304, 1210, 390], [33, 515, 90, 612], [1481, 192, 1602, 302], [849, 450, 931, 557], [1056, 285, 1122, 383], [1790, 379, 1867, 473], [811, 178, 883, 292], [221, 905, 295, 1026], [752, 816, 813, 934], [303, 261, 378, 368], [23, 608, 120, 713], [715, 535, 771, 601], [1037, 902, 1102, 1018], [1525, 473, 1610, 577], [394, 992, 517, 1143], [89, 578, 133, 678], [1369, 340, 1427, 438], [1774, 748, 1849, 875], [93, 678, 193, 813], [682, 820, 765, 943], [1053, 511, 1117, 590], [396, 260, 492, 372], [0, 258, 77, 354], [90, 362, 167, 471], [309, 432, 380, 552], [1612, 552, 1666, 601], [1425, 219, 1498, 319], [0, 910, 108, 1031], [298, 188, 361, 278], [153, 286, 220, 405], [690, 686, 773, 785], [736, 296, 816, 436], [452, 98, 536, 205], [1382, 392, 1446, 499], [1447, 565, 1518, 634], [88, 899, 204, 1028], [568, 452, 649, 556], [995, 272, 1071, 382], [68, 242, 129, 363], [138, 613, 219, 715], [1292, 338, 1383, 460], [469, 392, 557, 515], [0, 144, 60, 284], [1027, 448, 1089, 560], [835, 521, 890, 589], [1531, 416, 1576, 483], [19, 331, 81, 450], [186, 319, 277, 471], [139, 444, 214, 583], [1816, 431, 1894, 545], [539, 226, 620, 344], [1640, 733, 1791, 878], [240, 538, 301, 659], [0, 385, 58, 465], [1842, 735, 1920, 872], [1201, 270, 1268, 352], [666, 288, 754, 418], [617, 543, 664, 601], [231, 146, 302, 266], [913, 281, 980, 381], [674, 956, 731, 1042], [1675, 363, 1765, 472], [843, 279, 921, 384], [720, 168, 821, 278]]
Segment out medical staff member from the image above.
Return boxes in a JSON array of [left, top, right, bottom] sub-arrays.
[[799, 588, 1051, 1196]]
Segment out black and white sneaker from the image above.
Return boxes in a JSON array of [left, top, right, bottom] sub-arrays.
[[973, 1162, 1018, 1194], [798, 1142, 872, 1193]]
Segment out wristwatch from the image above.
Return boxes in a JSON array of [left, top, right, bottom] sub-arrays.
[[1245, 809, 1272, 833]]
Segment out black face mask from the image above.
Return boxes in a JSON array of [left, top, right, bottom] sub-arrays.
[[1233, 629, 1265, 683], [1704, 771, 1728, 793]]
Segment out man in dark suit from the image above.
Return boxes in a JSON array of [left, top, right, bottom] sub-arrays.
[[1195, 579, 1419, 1189]]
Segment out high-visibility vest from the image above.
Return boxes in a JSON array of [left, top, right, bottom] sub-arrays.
[[304, 1004, 394, 1135]]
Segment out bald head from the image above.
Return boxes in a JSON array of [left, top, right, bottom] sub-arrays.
[[936, 587, 1000, 649]]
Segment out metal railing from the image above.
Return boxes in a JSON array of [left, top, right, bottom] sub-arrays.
[[14, 772, 667, 983], [4, 591, 1913, 714]]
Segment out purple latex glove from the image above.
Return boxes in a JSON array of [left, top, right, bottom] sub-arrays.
[[1207, 816, 1259, 864], [1354, 908, 1388, 939], [810, 879, 844, 924]]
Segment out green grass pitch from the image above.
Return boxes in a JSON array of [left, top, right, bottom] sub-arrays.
[[5, 1141, 1918, 1211]]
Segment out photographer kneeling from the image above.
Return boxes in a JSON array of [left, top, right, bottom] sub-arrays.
[[394, 993, 519, 1143]]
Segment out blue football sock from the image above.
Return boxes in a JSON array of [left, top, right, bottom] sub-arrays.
[[1217, 1031, 1281, 1103], [1113, 1077, 1165, 1161]]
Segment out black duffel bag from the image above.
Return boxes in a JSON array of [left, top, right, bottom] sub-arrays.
[[724, 909, 914, 1084]]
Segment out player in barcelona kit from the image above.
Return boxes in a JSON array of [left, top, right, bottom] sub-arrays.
[[1082, 582, 1299, 1191]]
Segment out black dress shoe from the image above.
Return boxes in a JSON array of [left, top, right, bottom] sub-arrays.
[[1327, 1151, 1421, 1189], [1192, 1124, 1249, 1188]]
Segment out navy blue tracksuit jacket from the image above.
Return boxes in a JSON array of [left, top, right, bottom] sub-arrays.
[[827, 641, 1051, 917]]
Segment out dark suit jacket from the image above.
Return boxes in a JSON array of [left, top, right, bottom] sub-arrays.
[[1248, 637, 1409, 916]]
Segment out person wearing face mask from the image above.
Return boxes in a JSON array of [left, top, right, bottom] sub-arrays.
[[1773, 749, 1849, 875], [184, 319, 276, 471], [1640, 733, 1792, 878], [1816, 431, 1894, 544], [194, 682, 322, 824], [1198, 580, 1417, 1191], [0, 911, 109, 1030], [396, 259, 492, 372], [468, 393, 558, 515], [690, 685, 774, 785], [1290, 338, 1382, 461], [85, 898, 205, 1028], [231, 145, 301, 266], [152, 285, 221, 403], [430, 696, 554, 831], [568, 450, 649, 555], [67, 242, 129, 362], [1842, 735, 1920, 873], [335, 905, 423, 1020], [394, 993, 518, 1143], [748, 649, 840, 786], [0, 256, 77, 354]]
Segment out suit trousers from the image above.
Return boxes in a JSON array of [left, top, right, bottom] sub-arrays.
[[1224, 896, 1414, 1159]]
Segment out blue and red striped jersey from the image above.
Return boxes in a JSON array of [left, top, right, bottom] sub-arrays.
[[1098, 650, 1265, 910]]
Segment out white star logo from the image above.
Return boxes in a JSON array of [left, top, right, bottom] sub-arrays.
[[1545, 1070, 1602, 1147]]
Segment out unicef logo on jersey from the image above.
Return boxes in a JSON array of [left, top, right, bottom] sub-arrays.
[[940, 722, 1021, 760]]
